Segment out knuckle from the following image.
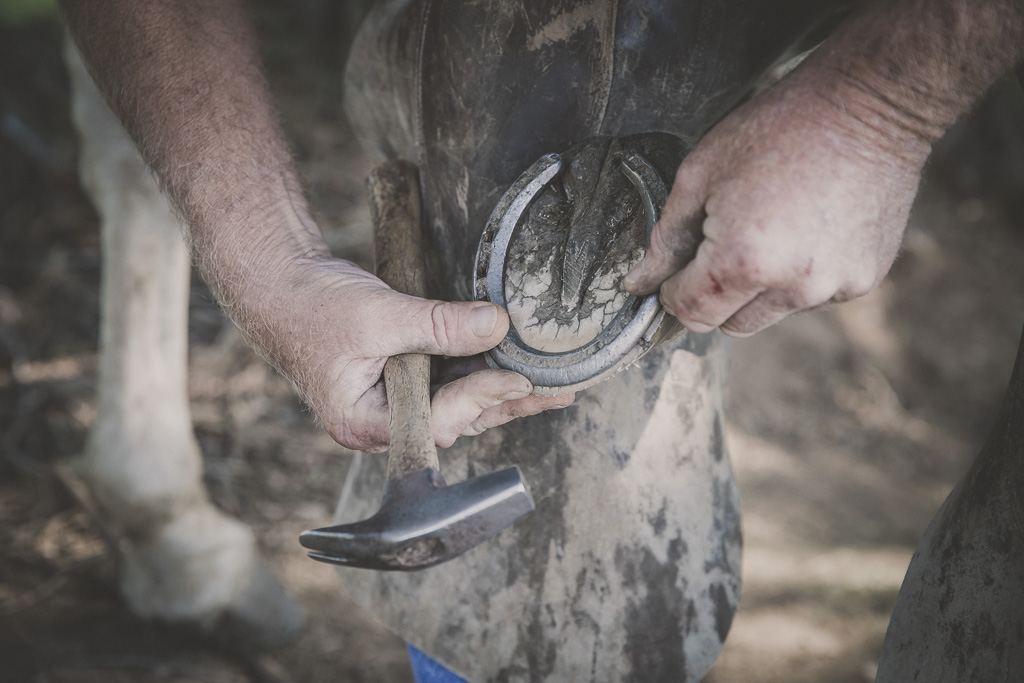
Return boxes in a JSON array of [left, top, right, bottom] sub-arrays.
[[464, 420, 487, 436], [790, 278, 833, 308], [649, 216, 704, 268], [429, 302, 452, 350], [720, 302, 783, 338], [658, 283, 687, 316], [664, 302, 712, 331], [658, 280, 724, 333], [707, 240, 767, 289], [464, 387, 501, 415], [835, 271, 878, 302], [670, 170, 696, 200], [672, 150, 709, 190], [660, 288, 706, 329]]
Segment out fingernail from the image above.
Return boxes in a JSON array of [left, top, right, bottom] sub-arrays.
[[500, 389, 531, 401], [469, 304, 498, 337]]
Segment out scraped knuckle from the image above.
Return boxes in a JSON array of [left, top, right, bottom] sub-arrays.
[[708, 240, 767, 289]]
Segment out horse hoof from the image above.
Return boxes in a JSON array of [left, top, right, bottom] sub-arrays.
[[118, 506, 304, 650]]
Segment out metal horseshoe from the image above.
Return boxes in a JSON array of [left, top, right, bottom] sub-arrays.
[[474, 148, 670, 395]]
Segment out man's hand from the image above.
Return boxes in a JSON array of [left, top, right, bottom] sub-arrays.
[[625, 0, 1024, 337], [623, 70, 928, 337], [60, 0, 571, 453], [249, 256, 572, 452]]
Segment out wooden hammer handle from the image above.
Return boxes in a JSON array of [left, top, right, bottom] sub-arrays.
[[367, 160, 440, 478]]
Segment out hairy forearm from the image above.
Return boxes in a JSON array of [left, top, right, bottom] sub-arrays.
[[805, 0, 1024, 150], [59, 0, 332, 315]]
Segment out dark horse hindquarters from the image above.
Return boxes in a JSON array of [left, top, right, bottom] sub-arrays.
[[338, 2, 840, 681]]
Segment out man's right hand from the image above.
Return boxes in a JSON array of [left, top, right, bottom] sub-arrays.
[[248, 256, 573, 453]]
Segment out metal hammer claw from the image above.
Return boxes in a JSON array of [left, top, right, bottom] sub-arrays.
[[299, 160, 535, 571]]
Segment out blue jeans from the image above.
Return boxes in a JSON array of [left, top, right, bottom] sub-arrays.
[[407, 644, 468, 683]]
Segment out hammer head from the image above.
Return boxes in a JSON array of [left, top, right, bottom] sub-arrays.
[[299, 467, 534, 571]]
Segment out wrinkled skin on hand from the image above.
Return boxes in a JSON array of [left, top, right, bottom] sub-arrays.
[[624, 66, 931, 337], [57, 0, 574, 455], [253, 255, 574, 453]]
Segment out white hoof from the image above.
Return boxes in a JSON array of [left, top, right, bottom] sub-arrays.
[[119, 505, 304, 648]]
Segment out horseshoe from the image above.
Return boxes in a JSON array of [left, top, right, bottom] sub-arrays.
[[474, 149, 670, 394]]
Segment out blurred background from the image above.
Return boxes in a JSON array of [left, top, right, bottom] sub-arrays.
[[2, 1, 1023, 681]]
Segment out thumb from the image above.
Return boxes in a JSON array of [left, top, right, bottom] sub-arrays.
[[624, 161, 707, 295], [375, 294, 510, 357]]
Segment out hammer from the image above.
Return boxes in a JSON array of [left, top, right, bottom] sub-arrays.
[[299, 160, 535, 571]]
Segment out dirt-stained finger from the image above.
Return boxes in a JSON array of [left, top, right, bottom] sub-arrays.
[[429, 369, 535, 447], [465, 393, 575, 436], [623, 162, 708, 295]]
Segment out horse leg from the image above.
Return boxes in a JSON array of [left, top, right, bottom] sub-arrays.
[[64, 42, 303, 648], [876, 324, 1024, 681]]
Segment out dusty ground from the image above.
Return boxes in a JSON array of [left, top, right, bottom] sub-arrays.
[[2, 7, 1024, 683]]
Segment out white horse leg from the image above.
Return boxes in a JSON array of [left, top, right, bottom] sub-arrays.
[[65, 42, 302, 647]]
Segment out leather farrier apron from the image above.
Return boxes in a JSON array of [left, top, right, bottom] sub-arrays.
[[336, 2, 840, 680]]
